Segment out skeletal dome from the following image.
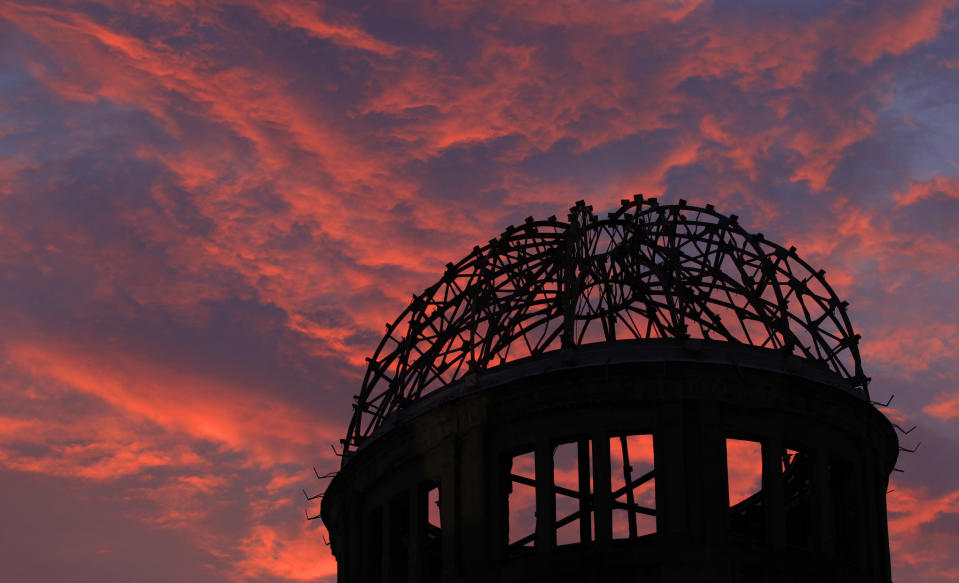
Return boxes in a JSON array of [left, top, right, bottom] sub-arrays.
[[345, 197, 868, 453]]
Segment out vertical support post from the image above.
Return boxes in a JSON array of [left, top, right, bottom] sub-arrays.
[[535, 439, 556, 555], [876, 449, 893, 579], [830, 455, 864, 569], [860, 459, 877, 574], [860, 451, 879, 574], [346, 497, 361, 583], [365, 507, 383, 583], [496, 453, 510, 558], [408, 486, 422, 583], [592, 431, 612, 544], [683, 401, 727, 544], [762, 437, 786, 544], [702, 401, 729, 544], [620, 435, 638, 538], [656, 400, 686, 541], [381, 502, 391, 581], [577, 438, 592, 543], [851, 463, 867, 569], [812, 449, 834, 555], [440, 471, 456, 579], [459, 427, 486, 580]]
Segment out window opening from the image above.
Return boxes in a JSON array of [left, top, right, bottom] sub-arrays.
[[726, 438, 763, 539], [554, 440, 592, 545], [507, 450, 537, 551], [609, 434, 656, 538], [423, 484, 441, 581], [782, 447, 812, 548], [427, 485, 441, 531], [727, 438, 763, 505]]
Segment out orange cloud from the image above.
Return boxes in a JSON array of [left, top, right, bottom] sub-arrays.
[[252, 2, 412, 58], [235, 522, 336, 582], [726, 439, 763, 505], [4, 338, 339, 470], [888, 485, 959, 575], [924, 391, 959, 421], [834, 0, 957, 65], [2, 0, 959, 580], [895, 176, 959, 207], [861, 323, 958, 374]]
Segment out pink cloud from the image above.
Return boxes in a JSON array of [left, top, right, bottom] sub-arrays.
[[888, 485, 959, 579], [895, 176, 959, 207], [726, 439, 763, 505], [4, 339, 339, 469], [234, 522, 336, 582], [924, 391, 959, 421], [2, 0, 958, 581]]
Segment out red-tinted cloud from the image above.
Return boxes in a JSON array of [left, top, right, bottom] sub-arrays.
[[924, 391, 959, 421], [888, 485, 959, 581], [2, 0, 958, 580]]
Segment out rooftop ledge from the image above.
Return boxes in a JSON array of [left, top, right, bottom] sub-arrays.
[[350, 338, 862, 458]]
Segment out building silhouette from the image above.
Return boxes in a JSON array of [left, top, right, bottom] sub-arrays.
[[320, 198, 899, 582]]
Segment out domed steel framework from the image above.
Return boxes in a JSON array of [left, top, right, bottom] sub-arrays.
[[322, 197, 898, 583], [346, 197, 867, 454]]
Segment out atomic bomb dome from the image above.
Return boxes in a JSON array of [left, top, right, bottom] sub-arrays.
[[321, 197, 897, 583], [345, 197, 869, 454]]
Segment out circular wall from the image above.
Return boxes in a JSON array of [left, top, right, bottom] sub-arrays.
[[322, 341, 898, 583]]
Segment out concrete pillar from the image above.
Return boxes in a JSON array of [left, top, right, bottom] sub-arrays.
[[683, 401, 727, 544], [578, 438, 592, 544], [381, 498, 392, 580], [656, 400, 687, 541], [812, 448, 834, 555], [459, 428, 486, 581], [408, 486, 422, 583], [534, 438, 556, 558], [440, 470, 457, 579], [591, 430, 612, 545], [762, 437, 786, 544]]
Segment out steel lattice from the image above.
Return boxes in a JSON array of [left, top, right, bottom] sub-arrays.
[[345, 197, 868, 453]]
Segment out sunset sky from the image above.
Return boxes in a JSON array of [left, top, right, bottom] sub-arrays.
[[1, 1, 958, 581]]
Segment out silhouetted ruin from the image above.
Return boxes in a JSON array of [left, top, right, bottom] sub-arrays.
[[319, 197, 899, 582]]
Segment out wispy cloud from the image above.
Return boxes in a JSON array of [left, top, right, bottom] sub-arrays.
[[2, 0, 958, 580]]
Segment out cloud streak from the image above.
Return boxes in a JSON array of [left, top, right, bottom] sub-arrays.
[[2, 0, 958, 580]]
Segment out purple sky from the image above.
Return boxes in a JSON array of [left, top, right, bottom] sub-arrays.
[[1, 1, 958, 581]]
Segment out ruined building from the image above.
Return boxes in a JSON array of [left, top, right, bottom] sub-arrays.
[[319, 198, 898, 582]]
